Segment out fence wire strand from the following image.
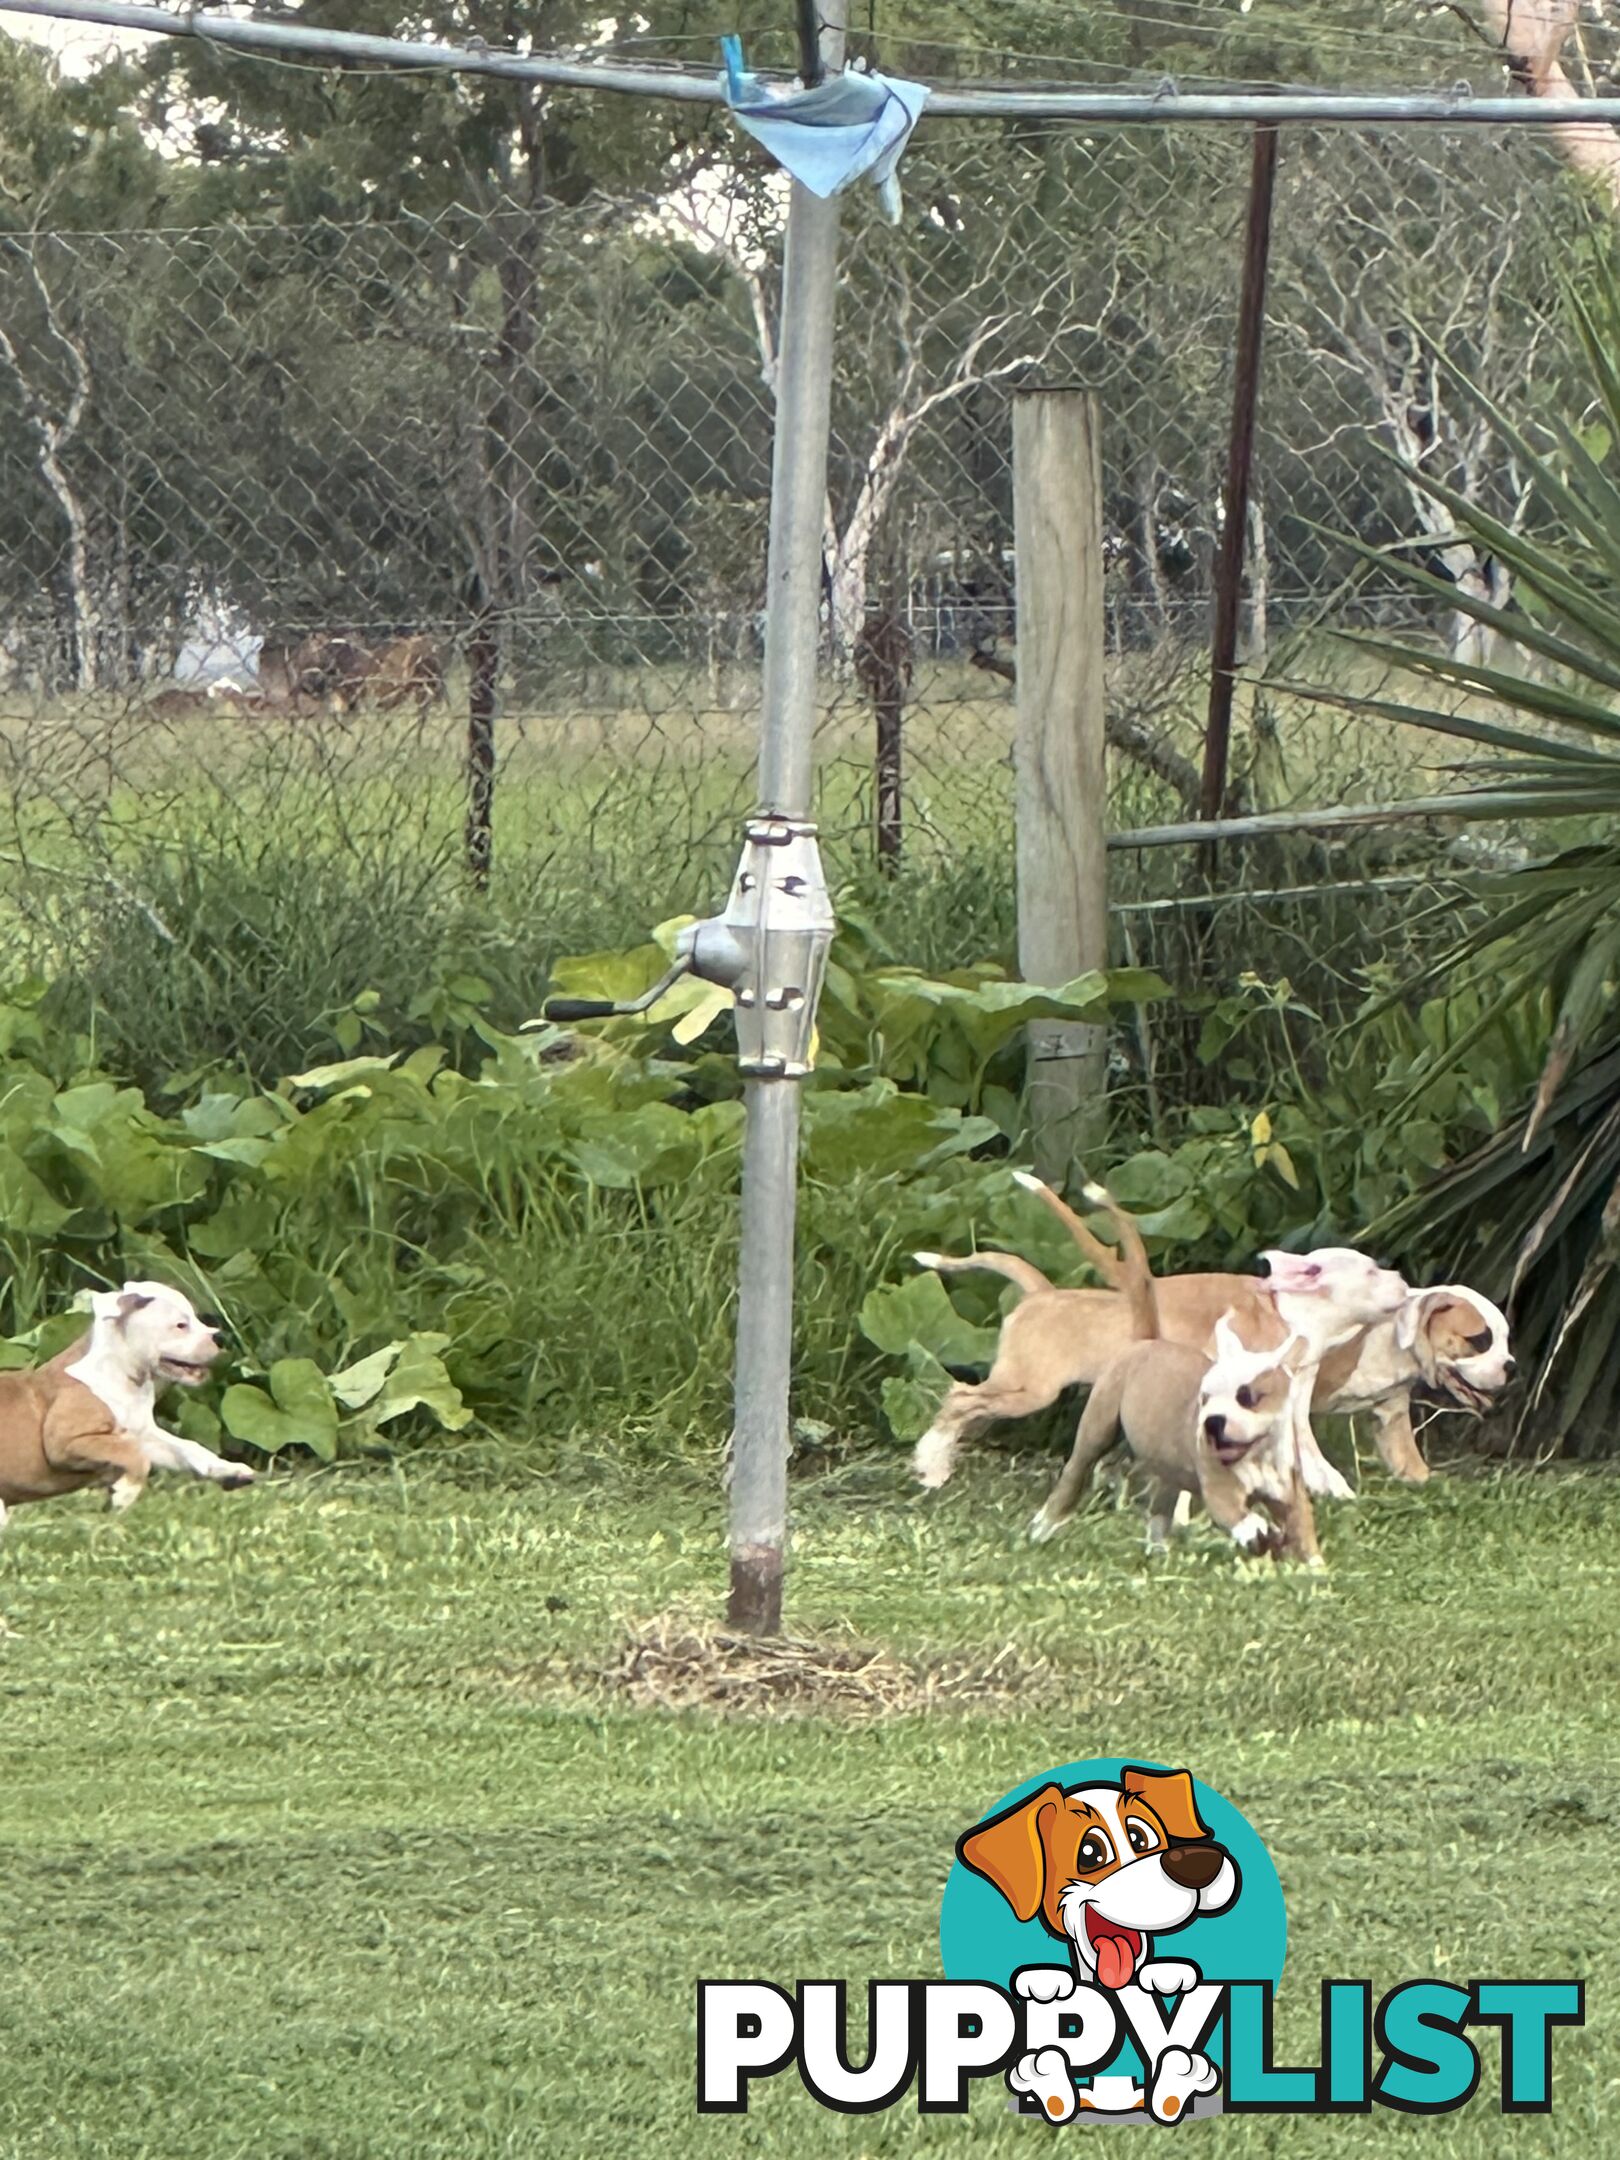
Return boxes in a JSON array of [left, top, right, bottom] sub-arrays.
[[0, 15, 1593, 1035]]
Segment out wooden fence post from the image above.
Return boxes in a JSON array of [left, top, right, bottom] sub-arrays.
[[1012, 387, 1108, 1187]]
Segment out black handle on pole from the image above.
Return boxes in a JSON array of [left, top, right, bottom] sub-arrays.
[[542, 997, 620, 1022]]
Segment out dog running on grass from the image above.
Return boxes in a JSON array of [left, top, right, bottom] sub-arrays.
[[0, 1283, 252, 1533], [912, 1174, 1409, 1500], [1023, 1185, 1322, 1562], [914, 1176, 1506, 1492]]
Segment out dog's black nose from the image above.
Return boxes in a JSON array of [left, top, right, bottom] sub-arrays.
[[1202, 1413, 1226, 1443], [1503, 1358, 1517, 1381], [1162, 1842, 1226, 1892], [199, 1313, 228, 1336]]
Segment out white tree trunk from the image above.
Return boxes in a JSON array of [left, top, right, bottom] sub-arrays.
[[0, 246, 118, 692], [1246, 493, 1270, 673]]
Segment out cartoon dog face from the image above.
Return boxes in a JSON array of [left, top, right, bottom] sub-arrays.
[[957, 1768, 1239, 1990], [1197, 1318, 1299, 1467], [1397, 1286, 1514, 1411]]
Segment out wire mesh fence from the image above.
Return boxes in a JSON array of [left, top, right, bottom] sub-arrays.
[[0, 66, 1586, 1028]]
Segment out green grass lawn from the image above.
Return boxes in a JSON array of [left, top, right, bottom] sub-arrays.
[[0, 1452, 1612, 2158]]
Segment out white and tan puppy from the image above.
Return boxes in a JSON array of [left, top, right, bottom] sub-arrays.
[[1311, 1285, 1514, 1483], [1245, 1246, 1411, 1502], [1029, 1301, 1319, 1561], [911, 1175, 1407, 1497], [0, 1284, 251, 1533], [56, 1283, 251, 1493], [0, 1278, 254, 1537]]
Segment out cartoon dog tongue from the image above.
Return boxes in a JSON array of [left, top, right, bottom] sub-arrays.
[[1085, 1908, 1143, 1989]]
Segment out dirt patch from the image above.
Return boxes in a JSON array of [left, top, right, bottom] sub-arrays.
[[477, 1612, 1057, 1719]]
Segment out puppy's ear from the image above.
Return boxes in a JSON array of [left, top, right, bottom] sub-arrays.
[[1394, 1292, 1432, 1356], [1212, 1311, 1245, 1363], [1122, 1767, 1210, 1845], [1275, 1330, 1311, 1375], [957, 1784, 1061, 1923], [1260, 1251, 1325, 1296], [115, 1292, 154, 1321]]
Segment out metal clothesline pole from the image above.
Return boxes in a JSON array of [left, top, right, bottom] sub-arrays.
[[726, 0, 846, 1636], [10, 0, 1620, 127]]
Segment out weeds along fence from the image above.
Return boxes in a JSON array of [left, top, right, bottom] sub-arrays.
[[0, 95, 1579, 1070]]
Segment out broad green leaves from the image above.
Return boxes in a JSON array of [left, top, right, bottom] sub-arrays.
[[222, 1360, 340, 1461], [222, 1335, 471, 1459]]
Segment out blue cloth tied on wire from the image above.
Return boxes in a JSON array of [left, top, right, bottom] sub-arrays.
[[720, 36, 929, 222]]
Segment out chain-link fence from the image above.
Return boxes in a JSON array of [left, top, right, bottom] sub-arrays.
[[0, 57, 1587, 1046]]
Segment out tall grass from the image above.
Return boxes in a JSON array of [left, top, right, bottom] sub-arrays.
[[0, 649, 1489, 1105]]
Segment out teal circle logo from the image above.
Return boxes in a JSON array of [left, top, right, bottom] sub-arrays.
[[940, 1758, 1286, 2093]]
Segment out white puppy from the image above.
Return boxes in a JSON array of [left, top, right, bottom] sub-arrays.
[[1254, 1249, 1410, 1500]]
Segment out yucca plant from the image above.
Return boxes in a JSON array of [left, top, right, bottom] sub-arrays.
[[1294, 246, 1620, 1451]]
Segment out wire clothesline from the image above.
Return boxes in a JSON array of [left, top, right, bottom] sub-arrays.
[[7, 0, 1620, 127]]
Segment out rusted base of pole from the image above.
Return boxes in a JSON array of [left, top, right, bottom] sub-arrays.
[[727, 1543, 784, 1634]]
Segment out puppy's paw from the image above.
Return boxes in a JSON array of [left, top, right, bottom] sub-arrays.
[[1148, 2045, 1220, 2124], [1014, 1965, 1076, 2004], [1027, 1505, 1066, 1545], [1008, 2047, 1077, 2123], [911, 1430, 955, 1490], [1136, 1960, 1200, 1997], [107, 1475, 143, 1513], [1301, 1454, 1355, 1501], [1229, 1511, 1275, 1554]]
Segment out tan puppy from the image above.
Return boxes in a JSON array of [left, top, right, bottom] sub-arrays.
[[1025, 1208, 1320, 1562], [912, 1177, 1277, 1490]]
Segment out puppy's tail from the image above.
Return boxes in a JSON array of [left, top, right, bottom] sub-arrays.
[[1012, 1169, 1161, 1342], [912, 1249, 1054, 1301], [1012, 1169, 1153, 1286]]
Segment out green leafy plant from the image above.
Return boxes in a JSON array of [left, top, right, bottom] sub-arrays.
[[0, 927, 1172, 1467]]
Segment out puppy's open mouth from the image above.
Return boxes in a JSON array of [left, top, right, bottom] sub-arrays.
[[1438, 1370, 1493, 1414], [157, 1357, 213, 1384], [1083, 1904, 1144, 1990], [1211, 1435, 1256, 1467]]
